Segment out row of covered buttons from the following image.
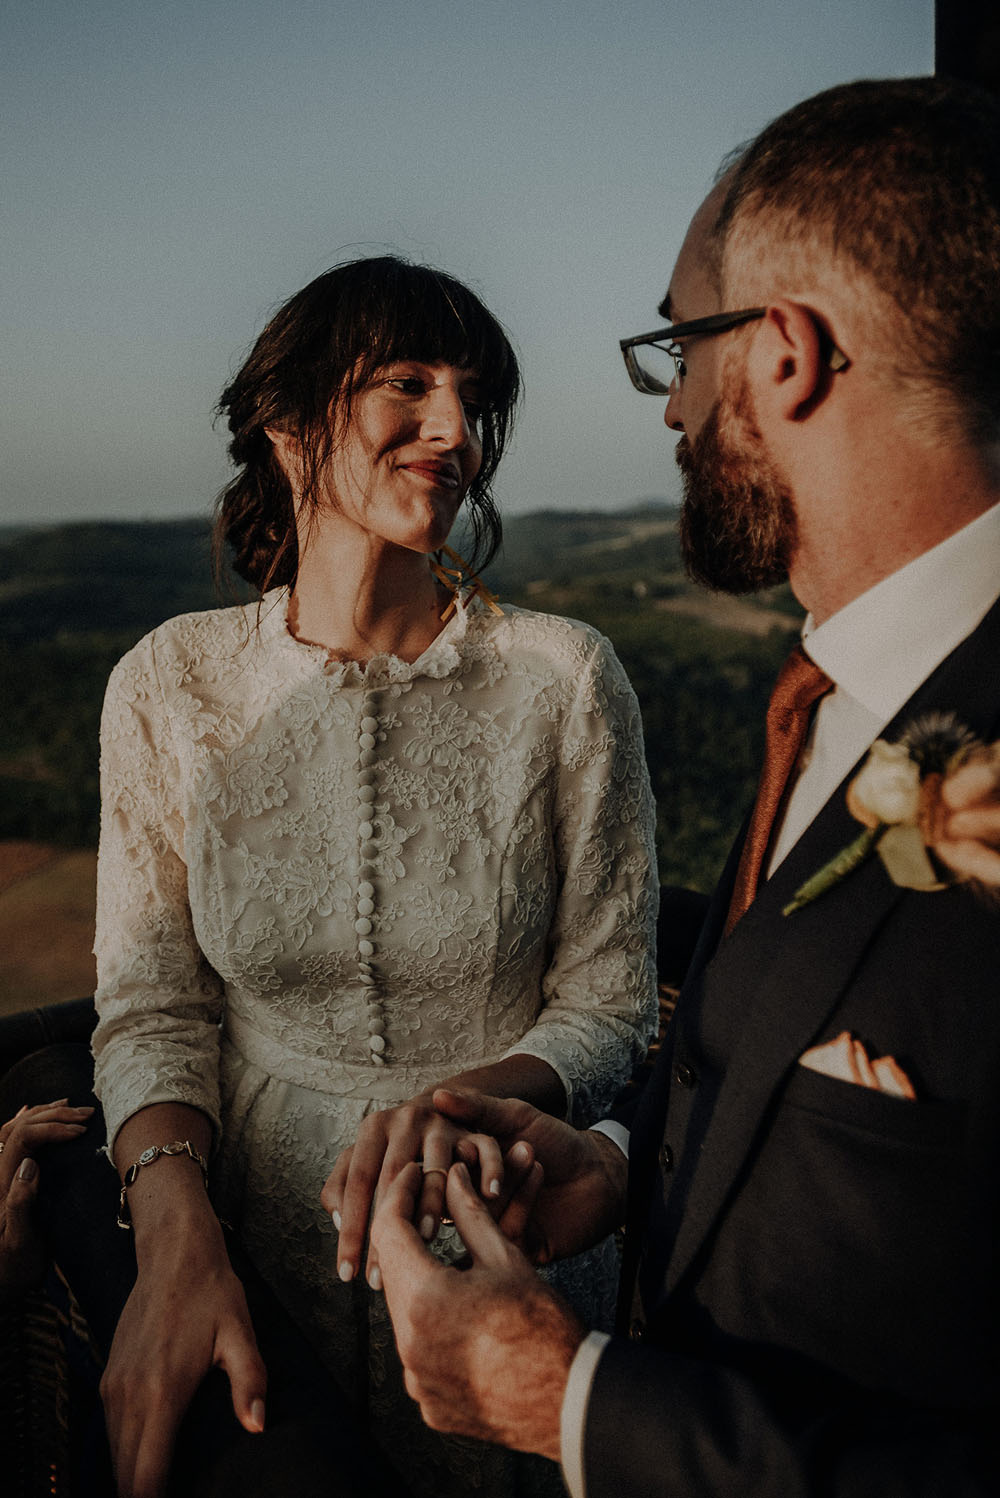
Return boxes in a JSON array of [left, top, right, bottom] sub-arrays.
[[356, 700, 386, 1065]]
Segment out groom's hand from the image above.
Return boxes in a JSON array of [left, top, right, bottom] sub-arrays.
[[372, 1159, 585, 1460], [433, 1088, 628, 1263]]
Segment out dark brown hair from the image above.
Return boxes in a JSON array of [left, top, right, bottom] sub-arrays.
[[214, 256, 521, 592], [712, 77, 1000, 444]]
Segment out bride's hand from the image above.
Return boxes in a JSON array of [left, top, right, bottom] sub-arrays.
[[320, 1096, 505, 1287], [0, 1099, 94, 1304]]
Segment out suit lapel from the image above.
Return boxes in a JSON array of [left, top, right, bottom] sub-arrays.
[[659, 592, 1000, 1294]]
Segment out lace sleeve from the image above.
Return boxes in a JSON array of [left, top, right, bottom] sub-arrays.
[[502, 632, 659, 1124], [91, 633, 225, 1150]]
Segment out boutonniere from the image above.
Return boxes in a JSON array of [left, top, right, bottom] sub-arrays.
[[784, 713, 1000, 915]]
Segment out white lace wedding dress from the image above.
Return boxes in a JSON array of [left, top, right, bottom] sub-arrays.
[[93, 588, 658, 1495]]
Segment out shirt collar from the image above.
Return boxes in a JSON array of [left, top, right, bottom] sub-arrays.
[[802, 501, 1000, 722]]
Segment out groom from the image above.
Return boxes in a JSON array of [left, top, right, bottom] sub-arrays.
[[373, 76, 1000, 1496]]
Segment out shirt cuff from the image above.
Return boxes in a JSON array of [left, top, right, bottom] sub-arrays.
[[560, 1331, 611, 1498], [589, 1119, 630, 1157]]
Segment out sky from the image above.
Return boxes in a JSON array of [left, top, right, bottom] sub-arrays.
[[3, 0, 933, 527]]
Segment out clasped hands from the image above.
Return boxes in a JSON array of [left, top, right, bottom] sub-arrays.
[[347, 1089, 628, 1458], [321, 1088, 514, 1288]]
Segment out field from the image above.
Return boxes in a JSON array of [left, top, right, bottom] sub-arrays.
[[0, 842, 97, 1015]]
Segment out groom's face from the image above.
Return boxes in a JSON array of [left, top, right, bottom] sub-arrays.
[[662, 190, 798, 595], [676, 366, 798, 595]]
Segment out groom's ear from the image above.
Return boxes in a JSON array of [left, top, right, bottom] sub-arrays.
[[749, 299, 836, 424]]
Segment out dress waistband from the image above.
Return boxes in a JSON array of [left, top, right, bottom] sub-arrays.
[[222, 1009, 470, 1102]]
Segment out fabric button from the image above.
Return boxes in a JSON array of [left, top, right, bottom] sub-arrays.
[[354, 917, 372, 936], [658, 1144, 673, 1172], [359, 749, 377, 768], [369, 1034, 386, 1055], [360, 716, 378, 734], [358, 784, 376, 804], [359, 973, 375, 987], [357, 897, 375, 917], [370, 1052, 386, 1068], [358, 881, 375, 899], [358, 939, 374, 958], [358, 821, 374, 840], [674, 1061, 697, 1088], [361, 842, 378, 861], [359, 732, 376, 751], [367, 1015, 385, 1035]]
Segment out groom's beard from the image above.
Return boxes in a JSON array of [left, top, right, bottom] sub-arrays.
[[677, 375, 798, 594]]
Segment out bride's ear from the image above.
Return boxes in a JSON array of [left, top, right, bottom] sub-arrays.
[[265, 426, 303, 487]]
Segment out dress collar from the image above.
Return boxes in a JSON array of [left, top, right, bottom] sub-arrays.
[[256, 585, 490, 686]]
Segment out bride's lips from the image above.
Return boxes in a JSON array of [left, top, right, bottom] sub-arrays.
[[400, 461, 461, 490]]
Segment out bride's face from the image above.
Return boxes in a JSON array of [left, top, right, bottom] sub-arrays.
[[274, 361, 484, 556]]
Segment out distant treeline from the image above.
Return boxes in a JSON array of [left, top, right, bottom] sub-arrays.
[[0, 507, 799, 890]]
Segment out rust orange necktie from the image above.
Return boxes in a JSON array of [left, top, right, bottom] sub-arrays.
[[725, 643, 833, 935]]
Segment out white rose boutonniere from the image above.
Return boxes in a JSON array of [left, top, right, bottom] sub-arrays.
[[784, 713, 1000, 915]]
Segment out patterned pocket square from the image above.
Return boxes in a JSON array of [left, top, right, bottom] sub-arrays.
[[799, 1029, 916, 1100]]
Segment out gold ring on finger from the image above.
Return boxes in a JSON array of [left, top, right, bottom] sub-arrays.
[[421, 1166, 448, 1181]]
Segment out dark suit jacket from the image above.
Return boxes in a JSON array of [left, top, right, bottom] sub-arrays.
[[584, 594, 1000, 1496]]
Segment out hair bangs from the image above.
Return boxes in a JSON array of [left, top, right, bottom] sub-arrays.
[[347, 261, 519, 417]]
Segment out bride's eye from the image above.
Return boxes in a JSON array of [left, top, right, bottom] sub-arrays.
[[384, 376, 425, 396]]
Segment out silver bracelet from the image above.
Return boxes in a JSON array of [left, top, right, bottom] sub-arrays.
[[117, 1139, 209, 1229]]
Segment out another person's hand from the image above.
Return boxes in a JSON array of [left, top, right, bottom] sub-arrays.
[[0, 1099, 94, 1303], [373, 1159, 585, 1459], [321, 1093, 505, 1286], [100, 1217, 266, 1498], [434, 1088, 628, 1263], [934, 751, 1000, 883]]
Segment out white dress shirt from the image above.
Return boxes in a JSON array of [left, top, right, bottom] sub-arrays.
[[560, 501, 1000, 1498]]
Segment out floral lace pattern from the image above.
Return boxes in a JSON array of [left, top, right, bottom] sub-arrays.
[[92, 589, 658, 1494]]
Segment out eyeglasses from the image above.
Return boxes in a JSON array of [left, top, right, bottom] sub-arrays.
[[619, 308, 765, 394], [619, 307, 848, 394]]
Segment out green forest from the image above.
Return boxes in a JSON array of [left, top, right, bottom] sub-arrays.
[[0, 506, 801, 892]]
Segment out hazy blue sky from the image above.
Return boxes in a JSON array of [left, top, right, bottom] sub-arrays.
[[4, 0, 932, 526]]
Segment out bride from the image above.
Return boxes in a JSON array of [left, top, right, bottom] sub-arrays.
[[92, 255, 658, 1496]]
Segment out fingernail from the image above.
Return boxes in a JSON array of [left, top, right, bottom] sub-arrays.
[[338, 1260, 354, 1283], [510, 1141, 531, 1166], [332, 1210, 342, 1231], [250, 1398, 266, 1433], [420, 1214, 435, 1241], [18, 1157, 38, 1182], [489, 1178, 501, 1197], [368, 1265, 383, 1291]]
